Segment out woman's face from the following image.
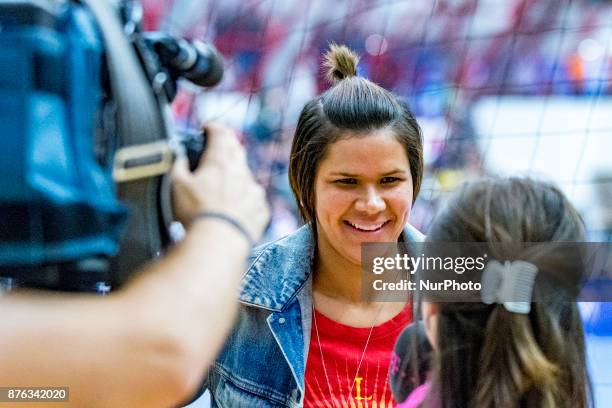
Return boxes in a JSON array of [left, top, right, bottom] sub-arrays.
[[314, 128, 414, 266]]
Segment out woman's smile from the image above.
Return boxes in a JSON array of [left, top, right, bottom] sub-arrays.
[[343, 219, 390, 233]]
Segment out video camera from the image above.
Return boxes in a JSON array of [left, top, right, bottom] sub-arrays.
[[0, 0, 223, 292]]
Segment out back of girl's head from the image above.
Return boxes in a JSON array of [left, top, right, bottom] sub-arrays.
[[427, 177, 585, 243], [288, 43, 423, 223], [424, 178, 591, 408]]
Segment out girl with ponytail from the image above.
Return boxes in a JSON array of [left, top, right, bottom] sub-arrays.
[[393, 178, 592, 408]]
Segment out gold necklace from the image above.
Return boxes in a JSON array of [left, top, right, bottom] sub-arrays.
[[311, 302, 380, 406]]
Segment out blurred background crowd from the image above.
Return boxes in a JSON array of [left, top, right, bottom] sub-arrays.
[[138, 0, 611, 404], [141, 0, 612, 242]]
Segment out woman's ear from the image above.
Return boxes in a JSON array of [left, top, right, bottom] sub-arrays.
[[421, 301, 439, 350]]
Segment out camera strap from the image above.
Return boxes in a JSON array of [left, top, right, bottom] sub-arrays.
[[81, 0, 169, 284]]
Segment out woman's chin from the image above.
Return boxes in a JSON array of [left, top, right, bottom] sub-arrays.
[[338, 248, 363, 267]]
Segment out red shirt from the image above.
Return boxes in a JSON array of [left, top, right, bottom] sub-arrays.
[[304, 305, 412, 408]]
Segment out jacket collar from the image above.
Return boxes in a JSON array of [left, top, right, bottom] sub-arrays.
[[239, 225, 315, 311], [239, 223, 424, 311]]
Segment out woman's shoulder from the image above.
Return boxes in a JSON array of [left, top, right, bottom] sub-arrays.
[[402, 223, 425, 242], [239, 225, 315, 310], [248, 224, 314, 263]]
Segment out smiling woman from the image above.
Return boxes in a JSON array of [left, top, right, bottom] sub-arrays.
[[200, 44, 424, 408]]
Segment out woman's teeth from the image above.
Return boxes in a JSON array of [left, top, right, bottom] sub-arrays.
[[346, 221, 386, 231]]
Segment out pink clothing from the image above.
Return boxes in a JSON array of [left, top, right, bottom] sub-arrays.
[[395, 382, 430, 408]]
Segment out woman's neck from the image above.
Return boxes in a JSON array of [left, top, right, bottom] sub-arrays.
[[313, 242, 363, 303], [313, 243, 408, 327]]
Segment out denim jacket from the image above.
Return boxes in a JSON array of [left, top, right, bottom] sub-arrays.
[[205, 223, 425, 407]]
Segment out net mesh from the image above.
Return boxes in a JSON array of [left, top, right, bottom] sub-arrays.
[[142, 0, 612, 242]]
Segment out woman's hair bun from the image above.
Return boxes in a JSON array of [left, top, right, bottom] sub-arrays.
[[323, 43, 359, 84]]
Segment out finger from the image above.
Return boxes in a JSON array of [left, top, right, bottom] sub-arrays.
[[202, 122, 238, 150], [229, 143, 248, 167], [200, 122, 240, 167], [171, 156, 191, 181]]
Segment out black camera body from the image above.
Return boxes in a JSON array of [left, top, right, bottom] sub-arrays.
[[0, 0, 222, 292]]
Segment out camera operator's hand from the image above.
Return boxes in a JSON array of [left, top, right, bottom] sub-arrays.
[[171, 122, 269, 244]]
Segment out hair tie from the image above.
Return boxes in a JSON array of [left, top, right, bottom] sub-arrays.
[[192, 212, 254, 247], [481, 260, 538, 314]]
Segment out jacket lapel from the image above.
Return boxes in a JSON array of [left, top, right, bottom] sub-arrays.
[[266, 286, 311, 395]]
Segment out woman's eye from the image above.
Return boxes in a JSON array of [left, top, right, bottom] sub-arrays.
[[335, 178, 357, 185], [381, 177, 401, 184]]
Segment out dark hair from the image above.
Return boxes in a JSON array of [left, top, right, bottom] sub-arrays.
[[288, 43, 423, 223], [421, 178, 592, 408]]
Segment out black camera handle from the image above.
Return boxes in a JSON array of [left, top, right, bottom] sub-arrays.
[[81, 0, 170, 286]]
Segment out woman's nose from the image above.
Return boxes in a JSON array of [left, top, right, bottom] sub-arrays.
[[355, 187, 386, 214]]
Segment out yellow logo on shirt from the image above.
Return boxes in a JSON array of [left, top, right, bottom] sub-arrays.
[[354, 377, 373, 402]]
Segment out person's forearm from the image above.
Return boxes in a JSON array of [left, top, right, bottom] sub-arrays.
[[0, 220, 251, 408], [117, 218, 251, 397]]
